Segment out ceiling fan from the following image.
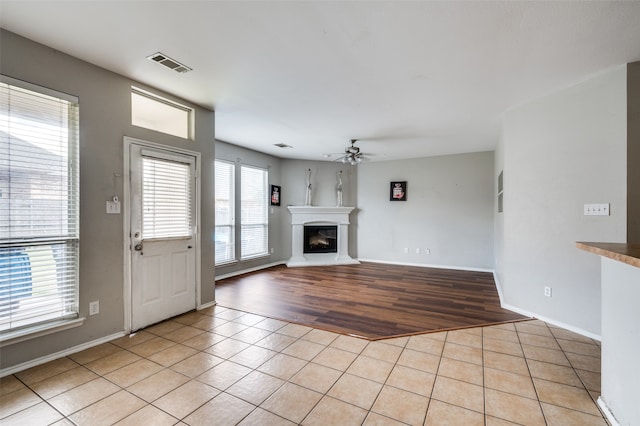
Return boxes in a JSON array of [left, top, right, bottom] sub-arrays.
[[335, 139, 367, 165]]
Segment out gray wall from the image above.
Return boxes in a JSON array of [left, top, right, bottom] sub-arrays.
[[628, 62, 640, 243], [214, 140, 285, 276], [0, 30, 216, 370], [494, 134, 506, 288], [499, 66, 627, 336], [356, 152, 495, 270], [279, 160, 358, 261]]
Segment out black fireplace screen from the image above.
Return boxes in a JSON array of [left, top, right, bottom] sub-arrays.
[[303, 225, 338, 253]]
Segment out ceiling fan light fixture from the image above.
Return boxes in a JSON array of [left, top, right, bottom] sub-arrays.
[[337, 139, 367, 165]]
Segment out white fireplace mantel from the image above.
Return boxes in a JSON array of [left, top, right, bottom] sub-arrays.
[[287, 206, 359, 267]]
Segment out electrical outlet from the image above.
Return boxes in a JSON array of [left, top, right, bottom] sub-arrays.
[[415, 248, 420, 254], [403, 247, 409, 254], [89, 300, 100, 315], [270, 247, 274, 254], [544, 287, 552, 298], [424, 248, 431, 255]]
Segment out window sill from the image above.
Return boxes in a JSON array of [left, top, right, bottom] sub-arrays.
[[0, 317, 86, 348], [241, 253, 271, 262], [215, 259, 239, 267]]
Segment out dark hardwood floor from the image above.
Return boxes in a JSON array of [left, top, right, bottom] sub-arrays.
[[214, 262, 530, 340]]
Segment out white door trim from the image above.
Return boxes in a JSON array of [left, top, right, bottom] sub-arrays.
[[123, 136, 202, 334]]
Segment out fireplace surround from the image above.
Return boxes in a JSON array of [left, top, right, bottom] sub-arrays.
[[287, 206, 359, 267]]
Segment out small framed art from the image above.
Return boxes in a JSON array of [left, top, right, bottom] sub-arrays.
[[270, 185, 281, 206], [390, 181, 407, 201]]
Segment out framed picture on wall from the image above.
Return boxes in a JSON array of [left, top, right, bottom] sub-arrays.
[[390, 181, 407, 201], [270, 185, 281, 206]]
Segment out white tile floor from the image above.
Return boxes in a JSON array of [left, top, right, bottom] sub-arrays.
[[0, 305, 608, 425]]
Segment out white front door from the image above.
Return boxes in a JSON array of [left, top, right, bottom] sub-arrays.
[[129, 143, 197, 331]]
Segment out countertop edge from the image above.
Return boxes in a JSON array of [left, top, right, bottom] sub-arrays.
[[576, 242, 640, 268]]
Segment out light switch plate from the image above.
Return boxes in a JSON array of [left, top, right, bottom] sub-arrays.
[[584, 203, 609, 216], [106, 200, 121, 214], [89, 301, 99, 316]]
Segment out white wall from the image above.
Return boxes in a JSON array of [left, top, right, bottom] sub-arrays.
[[357, 152, 495, 270], [500, 66, 627, 336], [600, 257, 640, 426]]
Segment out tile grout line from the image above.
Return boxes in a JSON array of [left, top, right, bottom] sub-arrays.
[[215, 313, 394, 424], [359, 337, 412, 426], [10, 370, 70, 424], [546, 325, 610, 422], [217, 316, 363, 425], [426, 329, 450, 426], [99, 335, 211, 425], [235, 320, 313, 425], [515, 322, 550, 426], [210, 313, 294, 424], [481, 325, 487, 426], [298, 335, 373, 425]]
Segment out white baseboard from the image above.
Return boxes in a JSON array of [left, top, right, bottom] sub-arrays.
[[597, 396, 619, 426], [492, 271, 506, 305], [198, 300, 217, 310], [500, 302, 601, 341], [356, 258, 494, 273], [215, 260, 286, 281], [0, 331, 125, 378], [492, 271, 601, 341]]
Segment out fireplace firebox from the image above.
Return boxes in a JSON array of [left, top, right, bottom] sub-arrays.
[[304, 225, 338, 254]]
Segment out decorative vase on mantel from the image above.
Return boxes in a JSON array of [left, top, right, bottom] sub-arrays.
[[304, 168, 312, 206], [336, 170, 343, 207]]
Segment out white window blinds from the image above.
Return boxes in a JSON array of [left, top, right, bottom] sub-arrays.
[[0, 76, 80, 333], [214, 160, 235, 264], [142, 156, 192, 239], [241, 165, 268, 259]]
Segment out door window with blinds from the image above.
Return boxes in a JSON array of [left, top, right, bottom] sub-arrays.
[[0, 76, 80, 334], [214, 160, 235, 265], [240, 165, 268, 259], [141, 153, 193, 240]]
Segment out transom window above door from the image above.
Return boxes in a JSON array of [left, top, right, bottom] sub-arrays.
[[131, 87, 193, 140]]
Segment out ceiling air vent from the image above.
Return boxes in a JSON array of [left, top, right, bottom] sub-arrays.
[[274, 143, 293, 149], [147, 52, 192, 74]]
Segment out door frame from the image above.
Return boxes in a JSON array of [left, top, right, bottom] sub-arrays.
[[123, 136, 202, 334]]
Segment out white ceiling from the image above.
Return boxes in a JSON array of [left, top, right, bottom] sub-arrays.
[[2, 1, 640, 162]]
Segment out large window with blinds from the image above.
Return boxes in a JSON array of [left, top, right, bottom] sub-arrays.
[[0, 76, 80, 334], [214, 160, 235, 265], [240, 165, 268, 260]]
